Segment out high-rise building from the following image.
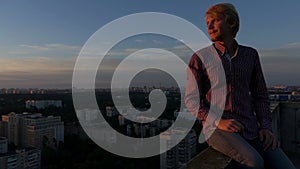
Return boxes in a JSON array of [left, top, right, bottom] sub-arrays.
[[160, 128, 197, 169], [0, 137, 8, 154], [1, 113, 18, 145], [274, 102, 300, 154], [1, 112, 64, 149], [0, 137, 41, 169]]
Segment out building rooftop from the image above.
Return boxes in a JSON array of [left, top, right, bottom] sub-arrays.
[[181, 147, 231, 169]]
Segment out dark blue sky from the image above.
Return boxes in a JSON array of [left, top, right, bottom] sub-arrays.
[[1, 0, 300, 88]]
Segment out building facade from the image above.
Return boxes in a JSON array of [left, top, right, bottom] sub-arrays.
[[0, 137, 41, 169], [25, 100, 62, 109], [1, 112, 64, 149], [160, 128, 197, 169]]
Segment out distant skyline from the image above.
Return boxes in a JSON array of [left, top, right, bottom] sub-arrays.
[[1, 0, 300, 88]]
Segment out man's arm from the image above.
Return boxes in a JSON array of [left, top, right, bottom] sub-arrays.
[[250, 49, 279, 150], [185, 52, 244, 133], [250, 49, 272, 131], [184, 53, 210, 121]]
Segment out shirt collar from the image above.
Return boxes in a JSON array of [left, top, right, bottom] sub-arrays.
[[213, 40, 239, 57]]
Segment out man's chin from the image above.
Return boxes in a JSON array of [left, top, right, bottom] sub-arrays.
[[210, 36, 222, 42], [210, 38, 217, 42], [209, 36, 217, 42]]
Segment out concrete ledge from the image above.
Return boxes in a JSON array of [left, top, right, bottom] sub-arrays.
[[181, 147, 231, 169]]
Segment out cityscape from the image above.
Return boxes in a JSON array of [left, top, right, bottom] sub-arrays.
[[0, 85, 299, 168], [1, 1, 300, 169]]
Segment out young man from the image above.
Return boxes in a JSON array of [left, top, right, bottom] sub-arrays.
[[185, 3, 296, 169]]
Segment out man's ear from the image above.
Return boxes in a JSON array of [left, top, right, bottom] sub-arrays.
[[226, 18, 235, 29], [230, 22, 236, 29]]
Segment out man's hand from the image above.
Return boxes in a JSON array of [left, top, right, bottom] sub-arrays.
[[259, 129, 280, 151], [216, 119, 244, 133]]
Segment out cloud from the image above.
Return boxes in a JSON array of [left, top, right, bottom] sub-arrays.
[[9, 43, 81, 57], [281, 42, 300, 49], [105, 48, 140, 57], [44, 43, 81, 50], [0, 70, 73, 88], [0, 56, 75, 88], [0, 39, 192, 88], [20, 43, 81, 51], [3, 41, 300, 88], [19, 44, 50, 51], [258, 42, 300, 57], [258, 42, 300, 85], [135, 39, 144, 43], [258, 42, 300, 65], [152, 39, 164, 44], [0, 57, 75, 72]]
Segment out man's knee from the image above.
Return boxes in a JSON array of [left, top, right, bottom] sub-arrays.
[[247, 155, 264, 169], [229, 149, 264, 169]]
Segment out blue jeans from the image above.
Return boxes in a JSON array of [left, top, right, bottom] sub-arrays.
[[207, 129, 296, 169]]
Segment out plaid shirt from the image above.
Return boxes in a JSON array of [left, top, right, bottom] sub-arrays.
[[185, 41, 272, 139]]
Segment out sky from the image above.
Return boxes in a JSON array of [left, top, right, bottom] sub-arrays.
[[1, 0, 300, 88]]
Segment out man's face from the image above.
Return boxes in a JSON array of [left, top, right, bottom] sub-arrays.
[[206, 14, 233, 42]]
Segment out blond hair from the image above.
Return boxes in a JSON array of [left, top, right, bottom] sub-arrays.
[[206, 3, 240, 38]]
